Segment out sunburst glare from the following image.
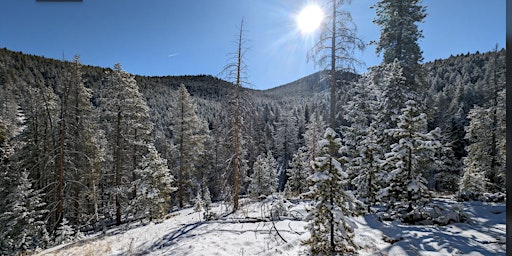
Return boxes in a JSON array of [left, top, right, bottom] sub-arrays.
[[296, 4, 324, 34]]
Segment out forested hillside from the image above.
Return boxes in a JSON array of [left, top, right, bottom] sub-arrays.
[[0, 47, 505, 254]]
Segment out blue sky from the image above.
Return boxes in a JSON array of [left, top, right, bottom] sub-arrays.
[[0, 0, 505, 90]]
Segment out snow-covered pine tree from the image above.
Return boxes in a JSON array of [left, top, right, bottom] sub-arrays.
[[15, 83, 60, 228], [352, 122, 382, 213], [248, 151, 278, 198], [340, 72, 385, 212], [379, 100, 441, 215], [194, 190, 204, 213], [55, 55, 105, 229], [303, 113, 325, 164], [54, 217, 74, 245], [433, 138, 462, 192], [0, 170, 48, 254], [303, 128, 359, 254], [460, 98, 504, 196], [285, 146, 311, 197], [273, 110, 299, 190], [170, 84, 208, 208], [131, 144, 175, 221], [99, 63, 154, 225], [461, 47, 506, 193]]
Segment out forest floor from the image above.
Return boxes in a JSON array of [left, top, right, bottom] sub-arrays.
[[36, 196, 505, 256]]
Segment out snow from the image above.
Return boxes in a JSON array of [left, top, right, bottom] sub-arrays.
[[37, 197, 505, 256]]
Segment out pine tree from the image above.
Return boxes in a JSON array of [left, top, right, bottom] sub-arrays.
[[0, 170, 48, 254], [372, 0, 427, 85], [379, 100, 441, 214], [248, 151, 278, 198], [303, 113, 325, 163], [273, 110, 299, 190], [13, 83, 60, 231], [303, 128, 360, 254], [55, 55, 105, 229], [54, 217, 74, 245], [171, 84, 208, 208], [285, 147, 311, 197], [335, 71, 386, 213], [194, 190, 204, 210], [131, 144, 175, 221], [99, 63, 154, 225]]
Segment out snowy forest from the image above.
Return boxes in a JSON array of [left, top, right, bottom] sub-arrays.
[[0, 0, 506, 255]]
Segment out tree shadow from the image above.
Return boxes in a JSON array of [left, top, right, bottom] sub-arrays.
[[363, 200, 505, 255], [125, 221, 205, 255]]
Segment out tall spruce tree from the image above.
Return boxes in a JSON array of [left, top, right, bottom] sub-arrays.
[[303, 128, 360, 254], [171, 84, 208, 208], [372, 0, 427, 86], [99, 63, 154, 225], [55, 55, 105, 229]]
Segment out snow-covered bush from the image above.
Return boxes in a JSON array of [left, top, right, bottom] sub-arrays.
[[395, 202, 470, 225]]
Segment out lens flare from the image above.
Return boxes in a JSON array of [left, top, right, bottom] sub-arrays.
[[296, 4, 324, 34]]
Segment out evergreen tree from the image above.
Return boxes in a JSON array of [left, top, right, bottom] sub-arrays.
[[131, 144, 175, 221], [285, 146, 311, 197], [54, 217, 74, 245], [372, 0, 427, 85], [171, 84, 208, 208], [194, 190, 204, 214], [462, 97, 505, 194], [303, 128, 360, 254], [99, 63, 154, 225], [303, 113, 325, 163], [273, 110, 299, 190], [0, 170, 48, 254], [203, 185, 212, 213], [55, 55, 105, 229], [379, 100, 441, 213], [342, 72, 384, 212], [248, 151, 278, 198]]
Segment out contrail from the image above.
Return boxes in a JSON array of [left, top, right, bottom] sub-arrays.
[[168, 53, 179, 57]]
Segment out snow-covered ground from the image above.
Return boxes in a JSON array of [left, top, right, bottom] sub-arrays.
[[37, 197, 505, 256]]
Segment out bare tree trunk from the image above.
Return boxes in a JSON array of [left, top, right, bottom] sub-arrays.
[[115, 111, 122, 226], [232, 20, 244, 211], [329, 0, 337, 129]]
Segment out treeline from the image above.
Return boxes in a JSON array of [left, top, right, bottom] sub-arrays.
[[0, 47, 505, 254]]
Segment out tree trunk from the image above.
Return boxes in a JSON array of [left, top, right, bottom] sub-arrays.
[[56, 82, 69, 227], [329, 0, 337, 129], [233, 20, 244, 211], [329, 157, 335, 253], [115, 110, 122, 226], [178, 97, 185, 208]]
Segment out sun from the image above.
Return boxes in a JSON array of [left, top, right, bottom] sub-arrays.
[[296, 4, 324, 34]]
